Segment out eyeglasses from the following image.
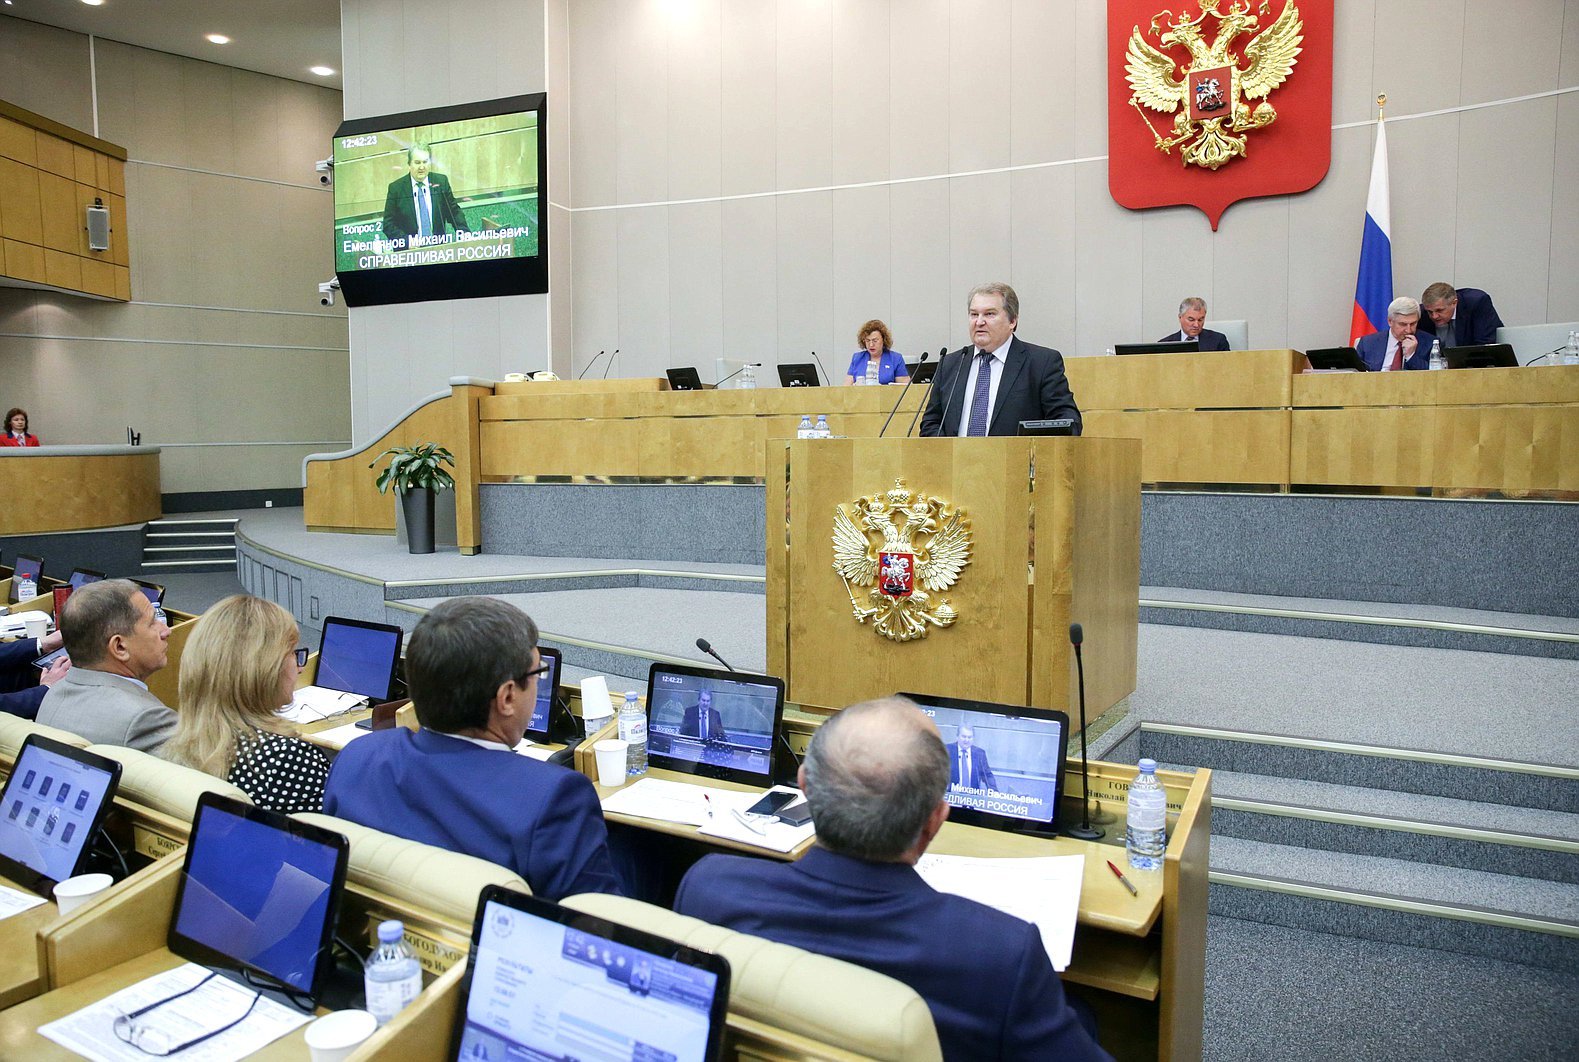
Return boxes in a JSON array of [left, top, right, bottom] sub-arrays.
[[112, 971, 262, 1056], [516, 663, 551, 686], [292, 648, 309, 667]]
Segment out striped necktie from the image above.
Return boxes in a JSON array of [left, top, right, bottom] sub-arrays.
[[966, 352, 993, 436]]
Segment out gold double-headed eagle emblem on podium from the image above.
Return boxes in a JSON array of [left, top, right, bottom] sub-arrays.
[[832, 480, 972, 643]]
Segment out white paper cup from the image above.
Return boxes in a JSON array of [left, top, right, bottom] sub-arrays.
[[53, 872, 113, 915], [21, 613, 48, 640], [580, 676, 613, 729], [304, 1009, 377, 1062], [594, 739, 629, 788]]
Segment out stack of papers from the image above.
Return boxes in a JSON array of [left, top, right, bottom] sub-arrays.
[[602, 779, 816, 853], [278, 686, 369, 724], [914, 853, 1085, 971], [0, 883, 47, 921]]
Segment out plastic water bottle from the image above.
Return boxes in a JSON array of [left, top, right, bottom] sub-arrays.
[[1428, 338, 1444, 371], [619, 692, 647, 776], [814, 414, 830, 438], [1561, 330, 1579, 367], [865, 356, 880, 386], [364, 920, 422, 1025], [1125, 759, 1167, 871], [740, 364, 757, 389], [797, 414, 814, 439]]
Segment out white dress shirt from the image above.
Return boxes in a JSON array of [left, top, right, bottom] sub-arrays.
[[956, 337, 1011, 437]]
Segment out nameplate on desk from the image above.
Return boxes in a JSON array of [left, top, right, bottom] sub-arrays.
[[364, 915, 465, 975], [1082, 775, 1185, 817], [132, 825, 183, 860]]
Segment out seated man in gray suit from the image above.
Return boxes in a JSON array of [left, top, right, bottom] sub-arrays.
[[37, 579, 177, 752]]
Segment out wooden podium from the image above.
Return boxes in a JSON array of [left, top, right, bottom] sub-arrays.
[[767, 437, 1141, 716]]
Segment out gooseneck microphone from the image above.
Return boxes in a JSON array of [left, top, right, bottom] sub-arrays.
[[696, 638, 736, 672], [576, 350, 607, 380], [810, 350, 834, 387], [1065, 622, 1103, 840], [601, 348, 621, 380], [715, 363, 762, 388], [878, 351, 930, 438], [905, 346, 948, 437], [924, 345, 969, 438]]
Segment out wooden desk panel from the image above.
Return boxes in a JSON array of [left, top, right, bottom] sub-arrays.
[[0, 452, 160, 535], [1066, 349, 1302, 410], [1083, 409, 1290, 485], [1292, 364, 1579, 408]]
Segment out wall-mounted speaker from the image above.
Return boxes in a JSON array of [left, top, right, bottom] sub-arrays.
[[86, 200, 111, 252]]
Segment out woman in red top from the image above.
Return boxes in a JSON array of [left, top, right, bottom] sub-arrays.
[[2, 408, 39, 447]]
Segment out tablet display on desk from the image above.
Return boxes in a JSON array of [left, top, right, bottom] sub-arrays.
[[9, 555, 43, 604], [168, 794, 348, 1002], [67, 568, 106, 591], [0, 736, 122, 897], [524, 645, 562, 740], [315, 616, 404, 702], [645, 662, 784, 787], [900, 692, 1070, 837], [450, 886, 730, 1062]]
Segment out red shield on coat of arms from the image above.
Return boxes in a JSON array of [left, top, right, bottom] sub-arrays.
[[878, 552, 914, 598], [1108, 0, 1334, 229]]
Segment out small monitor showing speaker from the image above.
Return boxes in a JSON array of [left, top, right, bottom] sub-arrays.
[[666, 367, 704, 391], [777, 363, 820, 388]]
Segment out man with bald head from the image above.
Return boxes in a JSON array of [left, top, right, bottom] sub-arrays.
[[675, 696, 1108, 1060]]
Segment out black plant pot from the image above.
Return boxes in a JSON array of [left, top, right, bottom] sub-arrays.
[[401, 487, 436, 554]]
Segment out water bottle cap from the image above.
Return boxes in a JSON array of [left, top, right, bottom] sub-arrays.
[[1138, 758, 1157, 773], [377, 920, 404, 942], [625, 691, 639, 702]]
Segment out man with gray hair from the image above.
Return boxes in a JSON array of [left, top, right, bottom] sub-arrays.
[[1158, 296, 1231, 350], [37, 579, 177, 751], [1356, 295, 1429, 371], [675, 696, 1108, 1059]]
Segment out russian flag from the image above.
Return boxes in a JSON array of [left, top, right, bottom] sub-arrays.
[[1349, 117, 1392, 345]]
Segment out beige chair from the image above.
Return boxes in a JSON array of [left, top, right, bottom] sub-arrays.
[[0, 714, 90, 764], [85, 744, 251, 820], [562, 893, 942, 1062]]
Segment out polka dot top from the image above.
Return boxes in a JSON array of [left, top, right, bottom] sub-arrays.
[[227, 730, 331, 814]]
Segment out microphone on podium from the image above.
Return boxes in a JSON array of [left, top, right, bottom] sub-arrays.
[[695, 637, 737, 672], [715, 363, 762, 388], [909, 346, 956, 437], [810, 351, 835, 387], [1065, 622, 1103, 840], [576, 350, 607, 380], [878, 350, 930, 438], [601, 348, 621, 380]]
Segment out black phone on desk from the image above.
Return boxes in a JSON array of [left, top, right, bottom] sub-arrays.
[[745, 790, 798, 817]]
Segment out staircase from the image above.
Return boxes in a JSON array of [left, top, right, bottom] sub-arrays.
[[1114, 723, 1579, 971], [141, 517, 239, 574]]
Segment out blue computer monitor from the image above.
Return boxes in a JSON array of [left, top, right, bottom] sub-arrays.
[[67, 568, 106, 591], [314, 616, 403, 702], [644, 662, 784, 787], [524, 645, 562, 740]]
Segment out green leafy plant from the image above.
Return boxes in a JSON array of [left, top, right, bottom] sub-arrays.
[[370, 442, 457, 496]]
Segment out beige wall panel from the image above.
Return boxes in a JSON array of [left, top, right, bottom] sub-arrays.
[[1372, 0, 1465, 115], [89, 39, 137, 148], [720, 0, 778, 197], [121, 164, 193, 301], [0, 118, 36, 166], [227, 69, 283, 183], [614, 2, 670, 205], [775, 191, 835, 361], [948, 172, 1013, 321], [126, 46, 191, 169], [1455, 98, 1557, 329], [1459, 0, 1566, 105], [947, 0, 1012, 173], [570, 209, 619, 371], [36, 170, 77, 251], [1287, 125, 1372, 350], [3, 240, 46, 285], [43, 248, 82, 291], [666, 2, 723, 202], [1139, 208, 1214, 351], [889, 0, 950, 178], [616, 208, 672, 372], [1552, 94, 1579, 321], [889, 178, 953, 352], [1210, 197, 1290, 347], [0, 158, 43, 246], [1388, 112, 1458, 304], [1009, 0, 1073, 166], [1329, 0, 1377, 126], [1072, 162, 1145, 362], [774, 0, 834, 191], [274, 79, 344, 188], [720, 196, 780, 365], [567, 0, 617, 207], [667, 201, 725, 366], [830, 184, 894, 363], [1070, 0, 1111, 159], [0, 19, 91, 129], [1009, 165, 1079, 357], [829, 0, 892, 186]]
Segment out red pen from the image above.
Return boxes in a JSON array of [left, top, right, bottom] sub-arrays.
[[1106, 860, 1139, 897]]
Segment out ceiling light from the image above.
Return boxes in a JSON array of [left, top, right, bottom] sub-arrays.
[[206, 34, 231, 45], [309, 66, 336, 77], [80, 1, 106, 7]]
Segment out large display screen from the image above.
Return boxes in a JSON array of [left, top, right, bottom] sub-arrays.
[[330, 93, 546, 307]]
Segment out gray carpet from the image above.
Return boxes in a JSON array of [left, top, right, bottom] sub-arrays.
[[1203, 916, 1577, 1061]]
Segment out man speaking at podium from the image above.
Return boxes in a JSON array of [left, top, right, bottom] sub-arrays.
[[920, 282, 1082, 437], [381, 144, 470, 249]]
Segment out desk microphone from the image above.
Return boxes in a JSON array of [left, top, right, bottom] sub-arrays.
[[576, 350, 607, 380], [715, 363, 762, 388], [695, 637, 736, 672], [905, 347, 947, 437], [925, 346, 968, 438], [878, 351, 930, 437], [1065, 622, 1104, 840], [601, 348, 620, 379], [810, 350, 834, 387], [1525, 345, 1566, 366]]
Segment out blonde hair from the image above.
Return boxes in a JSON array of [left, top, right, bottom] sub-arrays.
[[164, 595, 299, 777]]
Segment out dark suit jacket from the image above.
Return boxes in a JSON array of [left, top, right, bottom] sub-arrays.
[[1416, 287, 1504, 347], [36, 668, 177, 751], [920, 336, 1082, 437], [680, 704, 726, 741], [381, 173, 470, 245], [1356, 330, 1429, 372], [0, 638, 45, 720], [946, 742, 998, 791], [1157, 328, 1230, 351], [323, 727, 622, 901], [676, 848, 1110, 1061]]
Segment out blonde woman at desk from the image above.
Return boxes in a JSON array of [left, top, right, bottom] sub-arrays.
[[162, 595, 329, 813]]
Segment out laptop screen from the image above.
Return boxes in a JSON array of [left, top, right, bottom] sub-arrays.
[[0, 737, 122, 895], [315, 617, 403, 701], [67, 568, 106, 591], [901, 692, 1070, 834], [169, 794, 348, 998], [645, 662, 785, 786], [132, 580, 166, 606], [452, 887, 729, 1062], [10, 555, 43, 603], [524, 646, 562, 739]]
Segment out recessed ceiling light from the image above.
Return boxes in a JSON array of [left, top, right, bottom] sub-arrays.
[[206, 34, 231, 45], [81, 0, 106, 7], [309, 66, 336, 77]]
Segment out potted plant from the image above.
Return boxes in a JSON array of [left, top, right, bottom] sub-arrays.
[[370, 441, 456, 554]]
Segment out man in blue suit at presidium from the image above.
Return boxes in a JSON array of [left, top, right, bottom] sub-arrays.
[[1356, 295, 1431, 371], [323, 596, 621, 901], [676, 696, 1110, 1060]]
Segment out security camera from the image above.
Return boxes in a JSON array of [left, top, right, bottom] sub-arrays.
[[315, 157, 334, 185], [317, 278, 340, 306]]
